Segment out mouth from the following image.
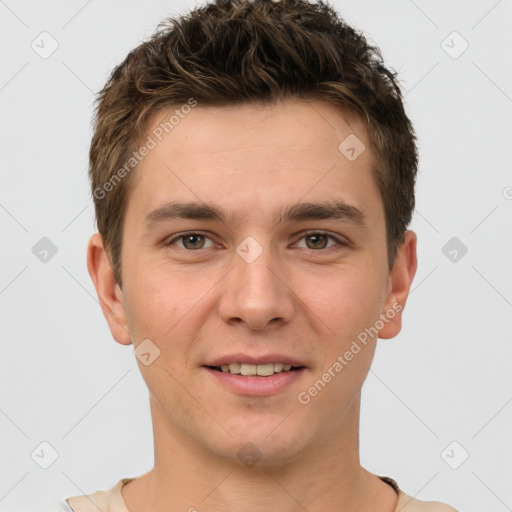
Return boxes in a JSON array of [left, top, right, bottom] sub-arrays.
[[202, 360, 307, 396], [202, 354, 308, 395], [206, 362, 305, 377]]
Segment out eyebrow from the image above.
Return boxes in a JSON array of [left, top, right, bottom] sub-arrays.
[[143, 199, 367, 231]]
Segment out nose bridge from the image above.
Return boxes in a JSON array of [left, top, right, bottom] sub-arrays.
[[218, 235, 294, 329]]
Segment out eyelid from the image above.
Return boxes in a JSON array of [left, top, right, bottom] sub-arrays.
[[165, 231, 217, 249], [293, 230, 349, 249], [165, 230, 349, 250]]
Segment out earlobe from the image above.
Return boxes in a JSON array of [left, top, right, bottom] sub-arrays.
[[86, 233, 132, 345], [378, 230, 418, 339]]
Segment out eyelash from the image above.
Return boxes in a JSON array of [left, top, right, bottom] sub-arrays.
[[165, 230, 348, 252]]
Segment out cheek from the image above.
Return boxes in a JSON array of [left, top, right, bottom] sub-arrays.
[[300, 270, 381, 413], [300, 263, 385, 339], [120, 282, 169, 347], [124, 259, 205, 338]]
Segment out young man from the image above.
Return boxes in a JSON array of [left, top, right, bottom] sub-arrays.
[[65, 0, 458, 510]]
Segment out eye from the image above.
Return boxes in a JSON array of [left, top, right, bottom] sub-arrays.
[[165, 231, 347, 252], [294, 231, 346, 250], [166, 232, 215, 250]]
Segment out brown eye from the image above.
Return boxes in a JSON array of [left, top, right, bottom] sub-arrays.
[[295, 232, 344, 250], [182, 234, 205, 249], [305, 234, 329, 249], [166, 233, 215, 250]]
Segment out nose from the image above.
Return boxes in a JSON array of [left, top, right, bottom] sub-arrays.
[[217, 243, 295, 331]]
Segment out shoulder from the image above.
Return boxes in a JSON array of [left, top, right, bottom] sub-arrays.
[[396, 490, 459, 512], [64, 488, 110, 512], [379, 475, 458, 512], [64, 478, 133, 512]]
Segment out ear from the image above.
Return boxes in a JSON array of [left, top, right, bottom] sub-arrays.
[[86, 232, 132, 345], [378, 230, 418, 339]]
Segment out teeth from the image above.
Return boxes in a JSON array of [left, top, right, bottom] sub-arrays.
[[228, 363, 241, 373], [217, 362, 299, 376], [256, 363, 274, 376], [241, 363, 256, 376]]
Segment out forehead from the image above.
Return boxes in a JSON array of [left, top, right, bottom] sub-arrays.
[[145, 99, 367, 152], [125, 99, 381, 228]]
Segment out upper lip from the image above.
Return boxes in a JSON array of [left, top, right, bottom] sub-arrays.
[[204, 353, 306, 367]]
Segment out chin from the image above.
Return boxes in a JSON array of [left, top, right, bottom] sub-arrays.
[[206, 421, 309, 468]]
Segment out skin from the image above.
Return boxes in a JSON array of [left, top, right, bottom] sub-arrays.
[[87, 99, 417, 512]]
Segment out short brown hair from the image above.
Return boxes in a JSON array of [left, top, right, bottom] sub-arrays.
[[89, 0, 418, 288]]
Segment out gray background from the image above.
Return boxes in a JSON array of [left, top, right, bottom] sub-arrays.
[[1, 0, 511, 510]]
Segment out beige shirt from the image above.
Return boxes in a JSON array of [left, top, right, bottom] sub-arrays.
[[64, 476, 459, 511]]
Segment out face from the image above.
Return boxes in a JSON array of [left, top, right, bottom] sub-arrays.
[[88, 99, 416, 467]]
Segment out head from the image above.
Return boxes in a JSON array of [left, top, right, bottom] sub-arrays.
[[87, 0, 418, 467]]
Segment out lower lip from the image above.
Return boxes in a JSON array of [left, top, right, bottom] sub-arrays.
[[203, 367, 306, 396]]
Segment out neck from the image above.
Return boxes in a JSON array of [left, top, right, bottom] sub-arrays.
[[122, 393, 397, 512]]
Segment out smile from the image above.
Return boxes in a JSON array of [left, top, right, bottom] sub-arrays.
[[208, 362, 303, 377]]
